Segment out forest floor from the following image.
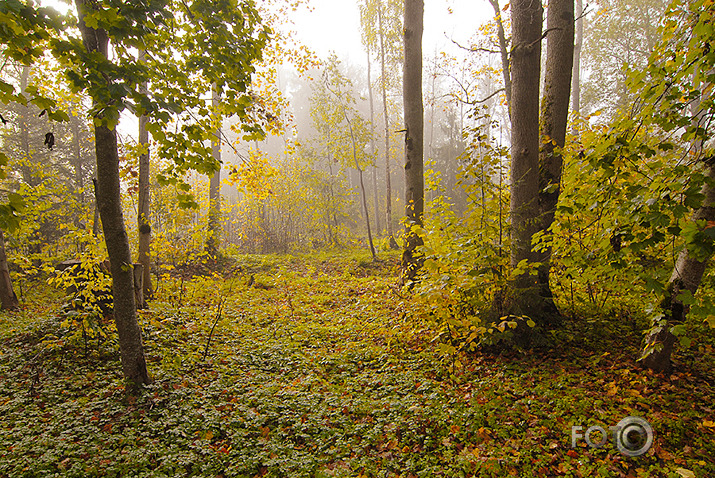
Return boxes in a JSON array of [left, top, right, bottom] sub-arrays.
[[0, 250, 713, 478]]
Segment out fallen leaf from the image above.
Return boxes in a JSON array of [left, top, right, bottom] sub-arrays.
[[675, 468, 695, 478]]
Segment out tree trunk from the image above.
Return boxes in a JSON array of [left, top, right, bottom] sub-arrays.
[[19, 66, 37, 188], [345, 115, 376, 260], [137, 50, 152, 305], [0, 230, 19, 311], [504, 0, 543, 326], [401, 0, 424, 283], [75, 0, 150, 389], [378, 5, 398, 249], [640, 156, 715, 373], [91, 178, 101, 237], [572, 0, 583, 133], [367, 49, 381, 234], [71, 116, 85, 203], [535, 0, 574, 324], [207, 85, 222, 256], [489, 0, 512, 114]]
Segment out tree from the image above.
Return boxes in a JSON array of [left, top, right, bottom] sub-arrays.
[[137, 50, 151, 305], [534, 0, 575, 323], [401, 0, 424, 283], [311, 56, 376, 258], [73, 0, 150, 387], [207, 85, 221, 256], [360, 0, 402, 247], [366, 46, 381, 234], [39, 0, 267, 389], [635, 0, 715, 373], [0, 230, 19, 310], [505, 0, 543, 323], [581, 0, 668, 118], [571, 0, 583, 127], [488, 0, 512, 114], [641, 158, 715, 373]]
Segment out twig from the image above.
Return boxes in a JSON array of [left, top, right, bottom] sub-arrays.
[[202, 296, 227, 362], [201, 278, 236, 361]]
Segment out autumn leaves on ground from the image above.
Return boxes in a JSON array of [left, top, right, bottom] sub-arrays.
[[0, 251, 712, 478]]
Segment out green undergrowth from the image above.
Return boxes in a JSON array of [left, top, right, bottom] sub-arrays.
[[0, 251, 713, 477]]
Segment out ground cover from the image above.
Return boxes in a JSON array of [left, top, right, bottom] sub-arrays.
[[0, 251, 713, 477]]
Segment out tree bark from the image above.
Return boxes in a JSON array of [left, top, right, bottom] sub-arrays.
[[501, 0, 543, 333], [207, 85, 222, 256], [137, 50, 152, 305], [0, 230, 19, 311], [509, 0, 543, 275], [378, 5, 398, 249], [75, 0, 150, 389], [535, 0, 574, 324], [401, 0, 424, 283]]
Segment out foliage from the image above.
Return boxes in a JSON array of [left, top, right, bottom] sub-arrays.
[[45, 258, 116, 354], [412, 107, 513, 350], [226, 144, 358, 253], [564, 0, 715, 348]]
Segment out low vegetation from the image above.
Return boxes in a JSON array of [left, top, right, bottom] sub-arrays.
[[1, 251, 712, 478]]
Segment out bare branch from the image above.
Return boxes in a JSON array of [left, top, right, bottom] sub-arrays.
[[449, 36, 500, 55], [453, 88, 505, 106]]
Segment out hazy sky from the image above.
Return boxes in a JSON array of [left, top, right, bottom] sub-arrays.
[[40, 0, 494, 66], [292, 0, 493, 65]]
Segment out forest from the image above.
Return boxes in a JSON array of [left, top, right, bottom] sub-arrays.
[[0, 0, 714, 476]]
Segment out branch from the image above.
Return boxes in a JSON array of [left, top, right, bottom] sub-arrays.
[[511, 27, 558, 56], [449, 36, 500, 55], [475, 88, 506, 104], [576, 4, 591, 22], [452, 88, 505, 106]]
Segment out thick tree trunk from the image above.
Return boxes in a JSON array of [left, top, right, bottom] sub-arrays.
[[207, 86, 221, 256], [509, 0, 543, 274], [401, 0, 424, 283], [535, 0, 575, 324], [641, 157, 715, 373], [0, 230, 19, 311], [75, 0, 150, 389], [137, 51, 152, 304], [378, 5, 398, 249], [501, 0, 543, 333]]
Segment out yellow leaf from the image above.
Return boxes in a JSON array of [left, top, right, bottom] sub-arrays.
[[606, 381, 618, 396], [703, 420, 715, 428]]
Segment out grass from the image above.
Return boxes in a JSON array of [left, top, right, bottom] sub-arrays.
[[0, 250, 713, 477]]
